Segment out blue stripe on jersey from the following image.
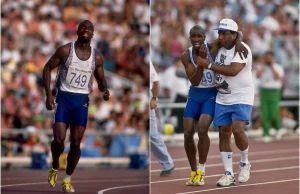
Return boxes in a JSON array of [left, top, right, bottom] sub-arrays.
[[55, 43, 73, 90], [187, 42, 213, 68]]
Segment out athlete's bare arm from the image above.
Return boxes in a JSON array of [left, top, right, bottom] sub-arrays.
[[181, 51, 203, 86], [94, 53, 110, 101], [43, 44, 70, 110], [197, 57, 245, 76], [208, 31, 248, 60]]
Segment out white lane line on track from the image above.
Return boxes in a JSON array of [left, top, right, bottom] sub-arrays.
[[1, 178, 144, 188], [151, 148, 299, 163], [176, 179, 299, 194], [98, 184, 148, 194], [151, 156, 298, 172], [151, 165, 298, 184]]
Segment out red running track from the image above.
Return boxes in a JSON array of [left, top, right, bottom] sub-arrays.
[[1, 169, 149, 194], [150, 138, 299, 194]]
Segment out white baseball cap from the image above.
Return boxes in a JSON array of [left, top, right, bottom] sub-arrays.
[[214, 19, 238, 32]]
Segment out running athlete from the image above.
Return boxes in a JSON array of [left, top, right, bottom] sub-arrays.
[[197, 19, 253, 187], [181, 25, 247, 186], [150, 60, 175, 177], [43, 20, 110, 193]]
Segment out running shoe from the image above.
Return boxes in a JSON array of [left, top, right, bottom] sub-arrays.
[[238, 163, 251, 183], [62, 179, 75, 193], [48, 168, 58, 187], [186, 171, 196, 186], [216, 171, 236, 187], [193, 169, 205, 186]]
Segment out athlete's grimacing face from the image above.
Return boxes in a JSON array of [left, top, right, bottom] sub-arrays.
[[189, 29, 205, 49], [77, 22, 94, 40]]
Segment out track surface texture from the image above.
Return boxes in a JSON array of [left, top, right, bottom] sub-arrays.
[[151, 137, 299, 194], [1, 169, 149, 194]]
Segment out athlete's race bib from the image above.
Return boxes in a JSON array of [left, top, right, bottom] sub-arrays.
[[66, 66, 92, 89], [201, 71, 214, 84]]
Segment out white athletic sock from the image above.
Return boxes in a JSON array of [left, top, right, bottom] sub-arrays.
[[63, 174, 71, 181], [220, 152, 233, 175], [239, 147, 249, 165], [198, 163, 205, 174]]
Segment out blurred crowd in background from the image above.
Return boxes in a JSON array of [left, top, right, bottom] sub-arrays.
[[151, 0, 299, 134], [1, 0, 150, 158]]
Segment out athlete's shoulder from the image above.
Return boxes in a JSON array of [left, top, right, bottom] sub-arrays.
[[181, 47, 192, 60], [93, 49, 103, 65], [56, 43, 72, 56], [181, 49, 189, 62], [93, 48, 102, 57]]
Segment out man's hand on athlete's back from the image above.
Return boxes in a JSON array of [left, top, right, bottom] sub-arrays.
[[102, 90, 110, 101], [234, 40, 248, 59]]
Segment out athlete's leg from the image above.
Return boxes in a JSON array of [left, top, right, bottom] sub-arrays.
[[184, 118, 197, 171], [197, 114, 212, 167], [66, 126, 86, 176], [65, 93, 89, 176], [51, 123, 68, 169], [48, 94, 70, 188], [191, 114, 213, 186]]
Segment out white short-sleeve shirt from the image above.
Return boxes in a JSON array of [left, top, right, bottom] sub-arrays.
[[214, 42, 254, 105]]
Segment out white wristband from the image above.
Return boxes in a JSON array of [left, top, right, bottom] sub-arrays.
[[208, 63, 212, 69]]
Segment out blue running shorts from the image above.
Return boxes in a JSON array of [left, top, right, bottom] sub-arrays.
[[213, 103, 252, 127], [184, 86, 217, 120], [54, 91, 89, 127]]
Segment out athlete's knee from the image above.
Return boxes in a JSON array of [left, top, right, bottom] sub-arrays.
[[52, 138, 65, 146], [184, 129, 194, 140], [198, 127, 208, 139], [70, 140, 81, 150]]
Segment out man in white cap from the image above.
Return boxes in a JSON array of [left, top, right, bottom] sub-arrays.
[[150, 60, 174, 176], [197, 19, 253, 187]]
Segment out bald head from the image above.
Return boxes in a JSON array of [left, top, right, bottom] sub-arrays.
[[189, 25, 205, 36]]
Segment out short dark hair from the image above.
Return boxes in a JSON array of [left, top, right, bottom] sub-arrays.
[[78, 20, 94, 30], [189, 25, 205, 36]]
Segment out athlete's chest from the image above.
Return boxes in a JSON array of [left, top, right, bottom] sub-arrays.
[[75, 47, 91, 60]]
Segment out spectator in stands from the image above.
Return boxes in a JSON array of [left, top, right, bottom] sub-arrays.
[[256, 51, 284, 143]]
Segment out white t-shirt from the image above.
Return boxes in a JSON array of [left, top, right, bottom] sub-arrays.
[[258, 64, 284, 89], [150, 61, 159, 90], [214, 42, 254, 105]]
